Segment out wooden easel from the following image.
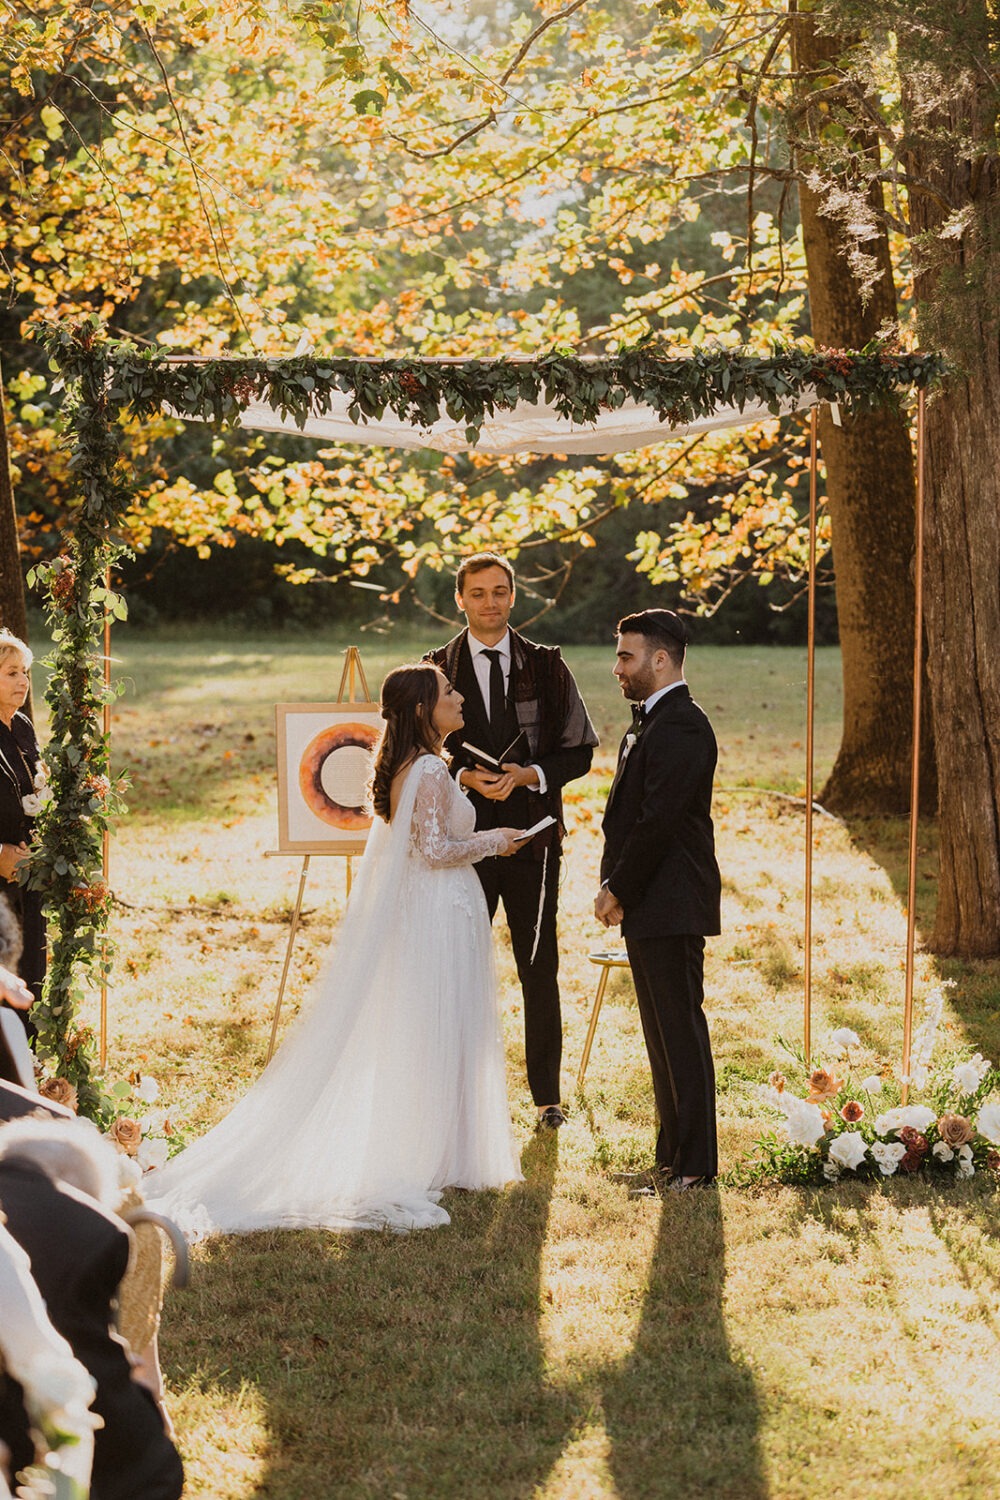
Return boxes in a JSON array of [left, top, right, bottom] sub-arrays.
[[263, 646, 373, 1065]]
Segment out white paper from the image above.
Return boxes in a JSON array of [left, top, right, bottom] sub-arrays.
[[514, 815, 556, 842]]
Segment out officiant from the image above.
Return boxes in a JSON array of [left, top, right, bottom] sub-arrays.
[[427, 553, 598, 1129]]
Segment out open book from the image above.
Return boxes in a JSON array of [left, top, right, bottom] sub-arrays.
[[461, 730, 530, 770], [513, 815, 557, 843]]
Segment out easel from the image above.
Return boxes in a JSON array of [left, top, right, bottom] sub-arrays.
[[264, 646, 373, 1065]]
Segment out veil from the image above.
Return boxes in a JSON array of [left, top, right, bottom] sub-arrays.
[[147, 760, 474, 1235]]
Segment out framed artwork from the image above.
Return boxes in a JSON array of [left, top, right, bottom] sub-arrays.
[[275, 702, 382, 853]]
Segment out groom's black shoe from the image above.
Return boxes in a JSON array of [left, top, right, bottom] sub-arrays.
[[536, 1106, 566, 1131]]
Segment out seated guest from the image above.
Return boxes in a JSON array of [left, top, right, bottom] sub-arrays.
[[0, 1119, 184, 1500]]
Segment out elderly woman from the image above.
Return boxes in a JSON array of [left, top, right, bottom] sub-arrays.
[[0, 630, 45, 1021]]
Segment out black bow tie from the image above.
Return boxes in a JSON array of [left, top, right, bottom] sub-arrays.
[[631, 703, 646, 729]]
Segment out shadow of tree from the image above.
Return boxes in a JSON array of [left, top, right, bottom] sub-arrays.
[[162, 1132, 575, 1498], [602, 1193, 767, 1500]]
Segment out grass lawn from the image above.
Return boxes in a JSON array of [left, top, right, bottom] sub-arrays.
[[32, 627, 1000, 1499]]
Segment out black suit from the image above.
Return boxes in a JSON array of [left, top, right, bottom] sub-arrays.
[[601, 684, 721, 1177], [428, 630, 596, 1105], [0, 710, 46, 1017], [0, 1158, 184, 1500]]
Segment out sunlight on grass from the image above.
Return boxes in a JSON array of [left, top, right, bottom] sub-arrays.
[[27, 629, 1000, 1499]]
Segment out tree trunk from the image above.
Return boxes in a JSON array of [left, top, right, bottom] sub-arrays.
[[791, 10, 936, 814], [902, 23, 1000, 956], [0, 353, 31, 646]]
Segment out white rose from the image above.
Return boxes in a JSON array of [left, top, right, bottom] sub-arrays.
[[828, 1131, 868, 1172], [135, 1076, 160, 1104], [958, 1143, 973, 1161], [139, 1108, 167, 1134], [831, 1028, 862, 1052], [932, 1141, 955, 1162], [781, 1097, 826, 1149], [872, 1141, 907, 1176], [874, 1104, 936, 1137], [956, 1157, 975, 1179], [975, 1100, 1000, 1145], [137, 1136, 170, 1172], [952, 1055, 991, 1094], [861, 1075, 883, 1095]]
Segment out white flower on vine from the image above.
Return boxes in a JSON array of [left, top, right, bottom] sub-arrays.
[[135, 1076, 159, 1104], [952, 1054, 991, 1094]]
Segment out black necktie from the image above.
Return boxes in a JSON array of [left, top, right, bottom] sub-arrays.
[[631, 702, 645, 730], [483, 649, 506, 727]]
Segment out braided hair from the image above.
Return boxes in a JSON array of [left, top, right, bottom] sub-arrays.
[[369, 663, 443, 822]]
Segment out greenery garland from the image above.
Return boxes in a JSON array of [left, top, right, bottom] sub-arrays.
[[29, 316, 946, 1112]]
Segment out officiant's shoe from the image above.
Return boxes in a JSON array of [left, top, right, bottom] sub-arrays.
[[667, 1174, 716, 1194], [536, 1106, 566, 1131]]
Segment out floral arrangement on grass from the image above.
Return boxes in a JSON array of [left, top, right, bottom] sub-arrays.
[[36, 1069, 181, 1173], [735, 985, 1000, 1187]]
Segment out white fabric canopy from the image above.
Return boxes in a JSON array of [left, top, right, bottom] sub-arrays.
[[230, 389, 818, 455]]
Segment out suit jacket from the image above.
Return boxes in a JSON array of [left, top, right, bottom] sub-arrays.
[[0, 1159, 184, 1500], [600, 684, 721, 940], [427, 629, 597, 843]]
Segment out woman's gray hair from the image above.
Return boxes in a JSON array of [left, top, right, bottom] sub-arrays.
[[0, 629, 32, 670], [0, 1117, 122, 1209]]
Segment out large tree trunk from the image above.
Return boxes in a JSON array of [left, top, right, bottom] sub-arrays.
[[901, 20, 1000, 956], [791, 10, 936, 814]]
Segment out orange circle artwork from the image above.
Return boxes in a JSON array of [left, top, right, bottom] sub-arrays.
[[298, 722, 379, 830]]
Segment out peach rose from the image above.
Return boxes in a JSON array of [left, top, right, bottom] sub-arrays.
[[107, 1117, 142, 1156], [38, 1077, 78, 1112], [768, 1071, 787, 1093], [840, 1100, 864, 1123], [937, 1112, 974, 1148], [806, 1068, 841, 1103]]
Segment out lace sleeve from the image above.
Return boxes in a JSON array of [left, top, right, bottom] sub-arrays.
[[411, 758, 508, 868]]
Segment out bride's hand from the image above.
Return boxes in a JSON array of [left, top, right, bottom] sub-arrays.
[[496, 828, 527, 856]]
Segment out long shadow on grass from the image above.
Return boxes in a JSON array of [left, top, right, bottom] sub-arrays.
[[163, 1131, 572, 1499], [603, 1193, 767, 1500]]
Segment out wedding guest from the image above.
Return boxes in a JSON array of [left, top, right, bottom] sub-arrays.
[[595, 609, 721, 1194], [0, 1118, 184, 1500], [427, 553, 598, 1129], [0, 631, 46, 1020]]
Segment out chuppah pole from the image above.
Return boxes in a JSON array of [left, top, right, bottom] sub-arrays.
[[99, 568, 111, 1066], [803, 407, 819, 1064], [901, 390, 927, 1103]]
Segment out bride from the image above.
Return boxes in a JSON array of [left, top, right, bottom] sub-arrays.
[[148, 664, 525, 1237]]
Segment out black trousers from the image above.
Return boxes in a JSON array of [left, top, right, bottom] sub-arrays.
[[476, 851, 562, 1106], [625, 933, 718, 1178]]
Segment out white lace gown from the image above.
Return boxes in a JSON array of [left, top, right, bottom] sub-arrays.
[[147, 755, 521, 1237]]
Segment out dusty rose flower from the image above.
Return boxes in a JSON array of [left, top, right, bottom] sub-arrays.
[[986, 1151, 1000, 1172], [38, 1077, 78, 1112], [768, 1072, 787, 1093], [107, 1117, 142, 1156], [840, 1100, 864, 1123], [937, 1112, 974, 1148], [82, 773, 111, 799], [900, 1149, 924, 1174], [899, 1127, 929, 1156], [806, 1068, 841, 1103]]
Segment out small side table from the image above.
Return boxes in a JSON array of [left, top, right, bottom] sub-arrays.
[[576, 949, 631, 1089]]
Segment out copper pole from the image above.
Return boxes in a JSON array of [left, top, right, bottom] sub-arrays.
[[803, 407, 819, 1065], [901, 391, 926, 1103], [100, 569, 111, 1066]]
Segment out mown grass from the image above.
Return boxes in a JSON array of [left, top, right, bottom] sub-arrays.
[[32, 628, 1000, 1499]]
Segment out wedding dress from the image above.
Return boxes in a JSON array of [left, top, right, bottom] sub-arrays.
[[147, 755, 521, 1237]]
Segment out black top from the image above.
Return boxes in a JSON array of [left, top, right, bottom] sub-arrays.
[[0, 711, 39, 848]]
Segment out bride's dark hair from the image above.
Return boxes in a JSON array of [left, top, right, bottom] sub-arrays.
[[369, 663, 443, 822]]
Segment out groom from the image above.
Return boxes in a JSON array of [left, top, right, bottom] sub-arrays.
[[428, 553, 598, 1128], [594, 609, 721, 1192]]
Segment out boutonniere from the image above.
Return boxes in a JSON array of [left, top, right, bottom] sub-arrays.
[[622, 731, 638, 761]]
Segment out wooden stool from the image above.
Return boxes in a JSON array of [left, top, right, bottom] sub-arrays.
[[576, 949, 631, 1088]]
